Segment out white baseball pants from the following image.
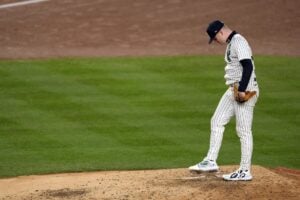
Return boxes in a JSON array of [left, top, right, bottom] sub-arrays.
[[206, 87, 258, 170]]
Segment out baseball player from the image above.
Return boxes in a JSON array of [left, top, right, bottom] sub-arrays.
[[189, 20, 259, 181]]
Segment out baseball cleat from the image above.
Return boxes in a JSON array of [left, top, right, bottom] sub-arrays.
[[188, 159, 219, 172], [222, 168, 252, 181]]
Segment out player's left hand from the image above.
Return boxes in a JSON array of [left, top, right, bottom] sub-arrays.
[[236, 92, 246, 103], [233, 84, 256, 103]]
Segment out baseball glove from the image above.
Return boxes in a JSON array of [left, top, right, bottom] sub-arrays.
[[233, 83, 256, 103]]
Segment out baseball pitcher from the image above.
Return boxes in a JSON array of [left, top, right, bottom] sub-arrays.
[[189, 20, 259, 181]]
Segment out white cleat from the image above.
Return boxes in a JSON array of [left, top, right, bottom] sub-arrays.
[[188, 159, 219, 172], [223, 168, 253, 181]]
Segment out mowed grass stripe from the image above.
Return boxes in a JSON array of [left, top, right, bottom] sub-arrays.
[[0, 57, 212, 176], [0, 63, 129, 175], [0, 56, 299, 177], [42, 58, 214, 135]]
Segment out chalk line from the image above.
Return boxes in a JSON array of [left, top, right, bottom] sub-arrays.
[[0, 0, 49, 9]]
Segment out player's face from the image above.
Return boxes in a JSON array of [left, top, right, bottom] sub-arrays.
[[214, 31, 227, 44]]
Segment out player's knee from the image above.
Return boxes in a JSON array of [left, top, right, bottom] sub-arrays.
[[210, 116, 217, 126], [236, 126, 252, 137], [211, 116, 221, 128]]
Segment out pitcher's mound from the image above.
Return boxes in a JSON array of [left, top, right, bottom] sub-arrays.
[[0, 165, 299, 200]]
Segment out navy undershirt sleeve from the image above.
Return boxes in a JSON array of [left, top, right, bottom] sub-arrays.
[[238, 59, 253, 92]]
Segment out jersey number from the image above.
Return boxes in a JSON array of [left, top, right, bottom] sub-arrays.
[[227, 44, 231, 62]]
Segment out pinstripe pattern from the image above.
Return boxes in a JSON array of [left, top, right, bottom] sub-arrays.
[[205, 33, 259, 170], [224, 34, 258, 91]]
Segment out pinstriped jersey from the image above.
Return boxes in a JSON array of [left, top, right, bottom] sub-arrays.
[[224, 33, 258, 91]]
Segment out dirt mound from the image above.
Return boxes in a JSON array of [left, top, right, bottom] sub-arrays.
[[0, 0, 299, 59], [0, 165, 299, 200]]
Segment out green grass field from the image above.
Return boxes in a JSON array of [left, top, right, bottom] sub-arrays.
[[0, 56, 299, 177]]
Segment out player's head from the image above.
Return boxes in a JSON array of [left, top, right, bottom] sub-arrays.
[[206, 20, 231, 44]]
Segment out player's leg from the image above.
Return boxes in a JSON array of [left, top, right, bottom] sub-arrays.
[[223, 96, 258, 181], [206, 88, 235, 161], [236, 103, 254, 170], [235, 95, 258, 171], [189, 88, 234, 172]]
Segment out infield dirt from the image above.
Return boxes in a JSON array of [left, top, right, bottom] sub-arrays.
[[0, 0, 299, 59]]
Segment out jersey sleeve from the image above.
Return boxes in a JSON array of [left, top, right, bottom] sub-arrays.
[[233, 36, 252, 61]]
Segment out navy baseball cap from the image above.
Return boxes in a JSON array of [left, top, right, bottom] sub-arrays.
[[206, 20, 224, 44]]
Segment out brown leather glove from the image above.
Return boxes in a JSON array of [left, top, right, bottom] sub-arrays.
[[233, 83, 256, 103]]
